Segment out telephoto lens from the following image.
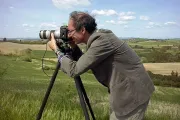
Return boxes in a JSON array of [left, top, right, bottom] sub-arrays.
[[39, 30, 60, 39]]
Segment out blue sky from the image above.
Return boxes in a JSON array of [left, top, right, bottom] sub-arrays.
[[1, 0, 180, 39]]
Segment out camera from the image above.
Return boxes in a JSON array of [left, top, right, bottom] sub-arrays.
[[39, 25, 72, 54], [39, 25, 70, 43]]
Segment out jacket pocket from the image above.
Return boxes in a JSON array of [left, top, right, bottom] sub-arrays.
[[109, 76, 135, 116]]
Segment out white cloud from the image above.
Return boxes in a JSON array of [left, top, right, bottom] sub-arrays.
[[119, 12, 135, 16], [148, 22, 154, 25], [22, 24, 28, 27], [91, 9, 118, 16], [140, 16, 150, 21], [118, 12, 136, 21], [29, 25, 34, 27], [146, 21, 179, 29], [96, 19, 100, 23], [119, 16, 136, 21], [39, 22, 59, 29], [124, 25, 129, 28], [117, 21, 128, 24], [146, 22, 162, 28], [106, 20, 116, 24], [127, 12, 135, 15], [106, 20, 128, 25], [9, 6, 14, 9], [146, 26, 153, 29], [91, 10, 135, 20], [22, 24, 35, 31], [22, 24, 35, 28], [164, 22, 177, 25], [52, 0, 91, 9], [98, 24, 105, 27], [150, 22, 162, 27], [25, 29, 30, 31]]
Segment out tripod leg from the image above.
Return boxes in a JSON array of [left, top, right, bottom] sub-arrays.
[[74, 76, 90, 120], [78, 77, 96, 120], [36, 62, 60, 120]]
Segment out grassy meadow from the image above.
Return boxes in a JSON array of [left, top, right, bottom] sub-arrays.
[[0, 40, 180, 120]]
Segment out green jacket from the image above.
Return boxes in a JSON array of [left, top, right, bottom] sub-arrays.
[[60, 29, 155, 116]]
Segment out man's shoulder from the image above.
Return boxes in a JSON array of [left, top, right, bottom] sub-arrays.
[[87, 29, 115, 48], [96, 29, 113, 33]]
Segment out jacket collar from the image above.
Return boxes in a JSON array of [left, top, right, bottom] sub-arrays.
[[86, 29, 113, 49]]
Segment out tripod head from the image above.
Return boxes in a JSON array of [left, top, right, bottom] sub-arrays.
[[57, 41, 72, 55]]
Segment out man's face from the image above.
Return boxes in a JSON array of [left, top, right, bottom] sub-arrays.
[[68, 19, 85, 44]]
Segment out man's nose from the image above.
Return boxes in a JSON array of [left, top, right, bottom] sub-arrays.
[[68, 33, 72, 38], [68, 34, 70, 37]]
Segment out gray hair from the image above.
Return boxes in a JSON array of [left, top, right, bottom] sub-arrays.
[[69, 11, 97, 34]]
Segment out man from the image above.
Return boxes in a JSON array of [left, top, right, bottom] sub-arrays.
[[48, 11, 155, 120]]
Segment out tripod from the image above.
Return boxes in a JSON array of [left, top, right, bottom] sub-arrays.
[[36, 51, 96, 120]]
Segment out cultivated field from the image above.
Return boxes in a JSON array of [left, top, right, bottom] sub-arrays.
[[0, 42, 51, 54], [144, 63, 180, 75], [0, 42, 179, 75]]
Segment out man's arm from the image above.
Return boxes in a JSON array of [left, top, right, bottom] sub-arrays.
[[60, 37, 115, 77]]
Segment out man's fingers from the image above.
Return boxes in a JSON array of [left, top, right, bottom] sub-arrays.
[[47, 41, 51, 45], [51, 33, 55, 39], [47, 41, 52, 48]]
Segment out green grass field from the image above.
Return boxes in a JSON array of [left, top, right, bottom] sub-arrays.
[[0, 51, 180, 120]]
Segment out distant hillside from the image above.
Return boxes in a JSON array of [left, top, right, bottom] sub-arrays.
[[0, 38, 40, 41]]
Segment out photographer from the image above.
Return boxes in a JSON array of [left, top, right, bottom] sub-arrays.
[[48, 11, 155, 120]]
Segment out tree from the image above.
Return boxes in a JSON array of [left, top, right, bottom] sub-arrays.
[[3, 38, 6, 41], [171, 70, 175, 76], [178, 45, 180, 51], [175, 71, 178, 77]]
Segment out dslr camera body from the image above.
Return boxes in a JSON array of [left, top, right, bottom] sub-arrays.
[[39, 25, 72, 54]]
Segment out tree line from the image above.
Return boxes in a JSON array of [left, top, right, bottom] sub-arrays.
[[148, 71, 180, 88]]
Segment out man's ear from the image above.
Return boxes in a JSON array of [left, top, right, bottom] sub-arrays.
[[81, 27, 86, 35]]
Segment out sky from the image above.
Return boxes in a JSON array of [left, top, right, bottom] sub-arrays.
[[1, 0, 180, 39]]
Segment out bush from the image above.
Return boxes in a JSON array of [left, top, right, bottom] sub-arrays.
[[20, 48, 32, 55], [43, 66, 50, 70], [42, 65, 55, 70], [141, 57, 148, 63], [0, 50, 4, 55], [135, 48, 180, 63], [160, 46, 172, 52], [3, 38, 7, 42], [147, 71, 180, 88], [19, 55, 32, 62], [134, 45, 144, 49], [15, 48, 33, 62]]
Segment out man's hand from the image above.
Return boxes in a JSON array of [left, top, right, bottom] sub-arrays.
[[68, 40, 77, 49], [48, 33, 58, 51]]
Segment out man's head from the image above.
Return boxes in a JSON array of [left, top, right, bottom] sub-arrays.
[[68, 11, 97, 44]]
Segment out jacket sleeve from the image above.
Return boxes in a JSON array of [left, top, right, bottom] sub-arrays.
[[60, 37, 115, 78]]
